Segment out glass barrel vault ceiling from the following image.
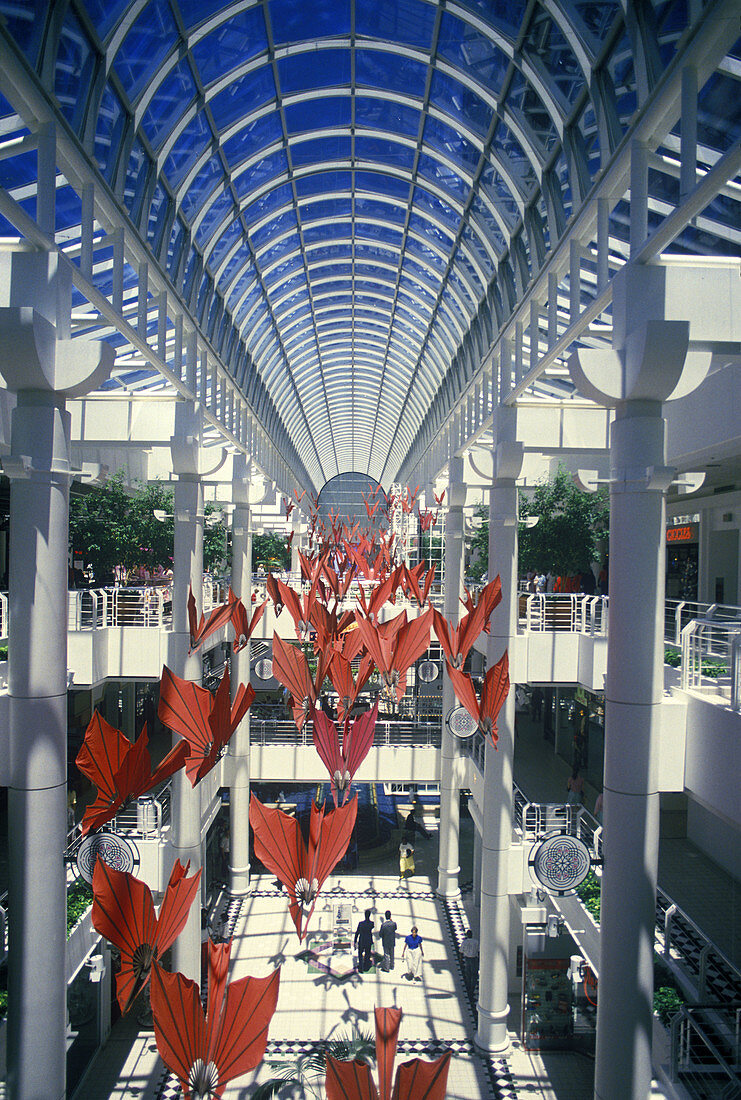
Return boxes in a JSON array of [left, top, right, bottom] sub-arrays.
[[0, 0, 739, 490]]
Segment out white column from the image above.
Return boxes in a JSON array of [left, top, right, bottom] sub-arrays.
[[228, 456, 252, 894], [168, 466, 204, 982], [476, 409, 521, 1054], [472, 824, 483, 917], [595, 401, 665, 1099], [0, 252, 112, 1100], [437, 457, 465, 899]]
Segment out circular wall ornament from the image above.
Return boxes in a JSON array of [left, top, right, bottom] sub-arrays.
[[76, 832, 140, 885], [418, 660, 439, 682], [528, 831, 592, 897], [254, 657, 274, 680], [446, 705, 478, 739]]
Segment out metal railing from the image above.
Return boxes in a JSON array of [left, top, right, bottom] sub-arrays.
[[518, 592, 609, 635], [669, 1003, 741, 1099], [657, 890, 741, 1005], [248, 717, 441, 748], [665, 600, 741, 646], [680, 618, 740, 709]]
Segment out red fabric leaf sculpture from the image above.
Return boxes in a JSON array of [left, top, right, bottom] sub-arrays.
[[327, 651, 375, 723], [158, 665, 255, 785], [356, 606, 432, 702], [313, 700, 378, 805], [272, 633, 330, 730], [326, 1007, 451, 1100], [76, 712, 189, 837], [447, 651, 510, 745], [228, 589, 266, 652], [151, 936, 280, 1100], [433, 576, 502, 670], [92, 857, 201, 1014], [249, 793, 357, 940], [187, 585, 237, 654]]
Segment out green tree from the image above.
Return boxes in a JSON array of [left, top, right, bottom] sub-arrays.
[[519, 466, 609, 576], [69, 471, 153, 582], [463, 467, 609, 581], [252, 531, 290, 572]]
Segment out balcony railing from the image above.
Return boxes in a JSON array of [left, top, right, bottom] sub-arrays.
[[669, 1003, 741, 1099], [518, 592, 608, 635], [248, 717, 441, 748]]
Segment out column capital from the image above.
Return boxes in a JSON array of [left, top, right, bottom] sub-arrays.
[[0, 308, 113, 397]]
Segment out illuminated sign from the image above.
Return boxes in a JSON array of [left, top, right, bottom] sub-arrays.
[[666, 524, 698, 543]]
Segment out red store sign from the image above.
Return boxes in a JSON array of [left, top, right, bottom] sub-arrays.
[[666, 524, 698, 543]]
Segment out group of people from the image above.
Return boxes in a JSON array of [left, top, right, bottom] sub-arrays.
[[353, 909, 479, 988], [524, 565, 607, 595]]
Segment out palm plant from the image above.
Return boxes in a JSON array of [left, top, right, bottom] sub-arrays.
[[253, 1024, 375, 1099]]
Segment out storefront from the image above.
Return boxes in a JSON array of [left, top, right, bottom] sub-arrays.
[[665, 522, 699, 601]]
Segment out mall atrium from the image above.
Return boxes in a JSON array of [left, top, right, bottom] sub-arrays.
[[0, 1, 739, 1098]]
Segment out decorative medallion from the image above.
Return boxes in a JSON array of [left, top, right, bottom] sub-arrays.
[[528, 831, 592, 896], [446, 705, 478, 739], [417, 660, 439, 682], [76, 832, 140, 885], [254, 657, 274, 680]]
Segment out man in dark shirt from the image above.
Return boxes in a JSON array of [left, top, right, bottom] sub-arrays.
[[354, 908, 374, 973], [379, 910, 398, 972]]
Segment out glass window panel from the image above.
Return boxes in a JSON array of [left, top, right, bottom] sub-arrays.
[[55, 185, 82, 236], [55, 10, 95, 132], [552, 149, 573, 221], [176, 0, 234, 33], [191, 7, 268, 83], [261, 236, 300, 269], [164, 113, 213, 189], [607, 30, 637, 128], [398, 275, 436, 305], [356, 49, 427, 96], [355, 168, 410, 200], [672, 221, 741, 259], [654, 0, 690, 66], [490, 120, 537, 196], [222, 112, 284, 168], [277, 49, 350, 94], [218, 252, 245, 292], [522, 9, 584, 105], [507, 68, 559, 153], [576, 101, 601, 177], [269, 0, 351, 44], [112, 0, 177, 100], [470, 195, 508, 254], [694, 72, 741, 154], [437, 12, 510, 97], [299, 197, 352, 222], [303, 221, 352, 244], [243, 181, 295, 225], [181, 156, 224, 223], [479, 162, 519, 224], [354, 242, 400, 265], [453, 249, 486, 296], [354, 195, 405, 224], [209, 218, 243, 271], [295, 169, 352, 196], [234, 148, 288, 197], [146, 181, 168, 248], [141, 59, 198, 149], [461, 223, 496, 275], [94, 83, 125, 183], [166, 216, 186, 276], [447, 267, 477, 312], [291, 135, 352, 168], [196, 190, 234, 248], [209, 69, 277, 130], [285, 97, 351, 133], [355, 135, 415, 170], [355, 95, 421, 136], [575, 1, 621, 42], [252, 208, 298, 246], [355, 0, 436, 48], [417, 152, 471, 203], [423, 116, 481, 174], [406, 236, 447, 273], [1, 0, 44, 64], [429, 69, 494, 139]]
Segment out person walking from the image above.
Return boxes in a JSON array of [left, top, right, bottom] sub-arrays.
[[379, 910, 398, 972], [399, 840, 415, 882], [567, 765, 584, 805], [401, 926, 424, 981], [460, 929, 479, 992], [354, 908, 374, 973]]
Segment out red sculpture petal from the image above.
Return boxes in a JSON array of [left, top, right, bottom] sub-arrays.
[[188, 585, 237, 654], [150, 965, 208, 1094], [326, 1057, 379, 1100], [153, 859, 203, 957], [210, 968, 281, 1083], [272, 633, 314, 730], [375, 1007, 401, 1100], [392, 1051, 452, 1100], [76, 710, 130, 804], [481, 650, 510, 744], [446, 667, 481, 725]]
